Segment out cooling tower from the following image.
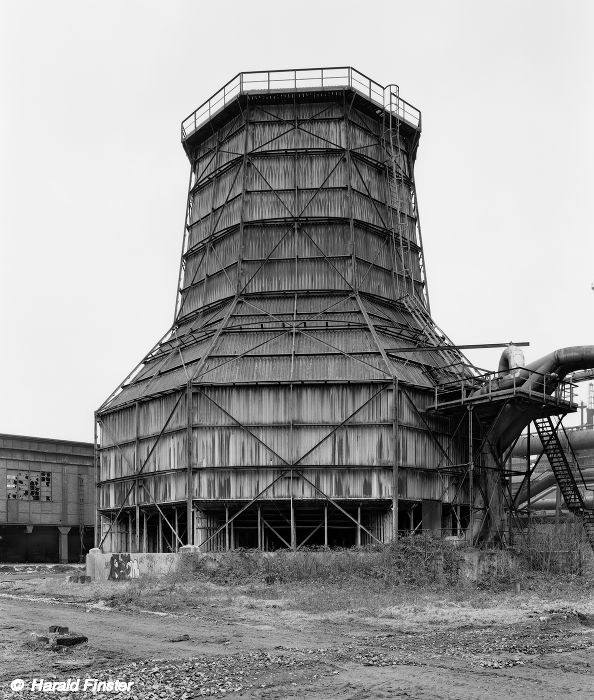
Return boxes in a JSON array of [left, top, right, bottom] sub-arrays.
[[96, 68, 476, 553]]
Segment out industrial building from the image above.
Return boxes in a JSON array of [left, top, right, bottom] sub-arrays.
[[0, 434, 95, 562], [96, 67, 594, 554]]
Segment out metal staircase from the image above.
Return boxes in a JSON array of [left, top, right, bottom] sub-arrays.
[[534, 416, 594, 551], [78, 475, 86, 556], [399, 293, 471, 379], [382, 85, 413, 300]]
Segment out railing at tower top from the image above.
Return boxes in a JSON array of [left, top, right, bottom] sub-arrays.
[[181, 67, 422, 142]]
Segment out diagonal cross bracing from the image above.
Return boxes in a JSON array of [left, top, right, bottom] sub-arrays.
[[97, 75, 475, 553]]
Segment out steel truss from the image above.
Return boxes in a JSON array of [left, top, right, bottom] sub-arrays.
[[96, 80, 475, 553], [427, 371, 578, 546]]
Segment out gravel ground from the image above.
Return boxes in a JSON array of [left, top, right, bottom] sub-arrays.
[[5, 651, 330, 699], [1, 573, 594, 699]]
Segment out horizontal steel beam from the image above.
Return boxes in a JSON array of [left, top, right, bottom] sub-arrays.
[[387, 342, 530, 353]]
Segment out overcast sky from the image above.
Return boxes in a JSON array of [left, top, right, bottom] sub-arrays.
[[1, 0, 593, 442]]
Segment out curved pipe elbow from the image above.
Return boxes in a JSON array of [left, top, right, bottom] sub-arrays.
[[472, 345, 594, 457], [498, 344, 525, 375], [475, 345, 594, 399]]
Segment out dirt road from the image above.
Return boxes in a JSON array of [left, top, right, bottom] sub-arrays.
[[0, 571, 593, 698]]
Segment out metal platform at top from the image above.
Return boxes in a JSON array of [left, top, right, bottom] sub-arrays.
[[428, 367, 577, 417], [181, 67, 422, 143]]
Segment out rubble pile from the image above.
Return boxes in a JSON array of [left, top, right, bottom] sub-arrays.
[[333, 608, 594, 670], [28, 626, 88, 650], [74, 651, 329, 699]]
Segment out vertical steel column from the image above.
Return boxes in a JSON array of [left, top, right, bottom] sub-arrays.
[[225, 505, 230, 551], [186, 382, 193, 545], [157, 512, 163, 553], [384, 87, 407, 298], [143, 511, 147, 553], [60, 464, 68, 539], [135, 504, 140, 552], [98, 514, 103, 550], [526, 424, 531, 544], [235, 100, 250, 295], [174, 507, 179, 553], [343, 90, 358, 291], [134, 400, 140, 465], [392, 378, 399, 540], [192, 507, 197, 548], [468, 406, 474, 546], [127, 512, 132, 552], [134, 400, 140, 550], [257, 506, 262, 550], [356, 505, 361, 547], [290, 495, 296, 550], [324, 504, 328, 547], [507, 455, 513, 546], [93, 415, 100, 548], [288, 94, 298, 552]]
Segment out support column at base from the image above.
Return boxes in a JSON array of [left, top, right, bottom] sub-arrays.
[[57, 526, 71, 564], [381, 510, 395, 544], [194, 509, 209, 552], [290, 500, 296, 550], [135, 505, 140, 553]]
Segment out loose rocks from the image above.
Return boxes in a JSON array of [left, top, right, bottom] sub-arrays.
[[28, 626, 88, 649]]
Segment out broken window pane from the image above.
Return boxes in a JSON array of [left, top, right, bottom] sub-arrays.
[[5, 470, 52, 501]]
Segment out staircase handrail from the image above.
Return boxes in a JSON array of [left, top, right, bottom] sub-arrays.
[[559, 421, 594, 494]]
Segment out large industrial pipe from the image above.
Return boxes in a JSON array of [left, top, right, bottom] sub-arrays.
[[519, 494, 594, 511], [498, 344, 525, 375], [512, 427, 594, 458], [528, 499, 567, 511], [514, 467, 594, 508], [474, 345, 594, 454], [477, 346, 594, 398]]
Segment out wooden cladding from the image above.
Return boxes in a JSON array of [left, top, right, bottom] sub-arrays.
[[179, 97, 422, 322], [98, 384, 465, 510]]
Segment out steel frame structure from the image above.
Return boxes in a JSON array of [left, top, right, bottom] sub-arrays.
[[96, 68, 481, 553], [426, 369, 578, 545]]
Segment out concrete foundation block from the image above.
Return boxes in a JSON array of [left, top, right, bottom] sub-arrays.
[[55, 633, 88, 647], [86, 550, 178, 581], [179, 545, 201, 555], [458, 549, 509, 583]]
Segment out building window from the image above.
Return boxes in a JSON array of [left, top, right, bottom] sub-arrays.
[[6, 471, 52, 501], [6, 472, 17, 499], [40, 471, 52, 501]]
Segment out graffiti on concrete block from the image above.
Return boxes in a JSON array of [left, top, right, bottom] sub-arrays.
[[108, 554, 140, 580]]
